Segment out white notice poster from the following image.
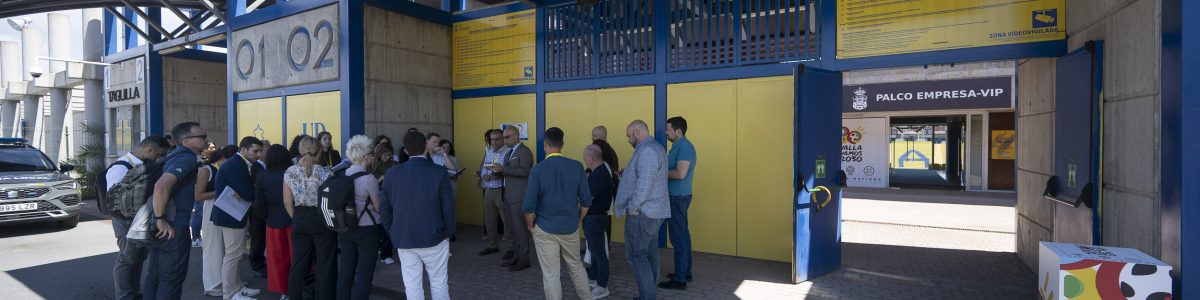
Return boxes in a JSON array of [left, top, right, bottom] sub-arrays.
[[842, 118, 888, 188]]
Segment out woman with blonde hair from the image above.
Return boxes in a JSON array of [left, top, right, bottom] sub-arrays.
[[283, 136, 336, 300], [336, 135, 383, 300]]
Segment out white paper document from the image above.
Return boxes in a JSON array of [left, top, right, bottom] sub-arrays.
[[214, 186, 251, 222]]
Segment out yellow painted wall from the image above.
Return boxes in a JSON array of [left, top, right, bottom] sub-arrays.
[[286, 91, 343, 151], [735, 76, 795, 262], [545, 86, 654, 243], [236, 97, 284, 145], [451, 94, 536, 225], [453, 97, 494, 225], [667, 81, 740, 257]]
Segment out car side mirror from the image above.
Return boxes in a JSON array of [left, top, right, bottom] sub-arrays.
[[59, 164, 75, 173]]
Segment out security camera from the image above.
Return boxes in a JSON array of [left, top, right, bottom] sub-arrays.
[[7, 18, 31, 31], [29, 65, 43, 78]]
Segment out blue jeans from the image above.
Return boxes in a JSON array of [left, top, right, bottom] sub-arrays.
[[189, 201, 203, 240], [666, 195, 693, 282], [143, 220, 190, 300], [625, 214, 664, 300], [582, 215, 610, 288]]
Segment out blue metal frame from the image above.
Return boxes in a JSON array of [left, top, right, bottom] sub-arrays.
[[451, 1, 534, 22], [152, 24, 229, 52], [364, 0, 452, 25], [163, 49, 226, 62], [233, 81, 342, 101], [123, 7, 138, 49], [229, 0, 339, 31], [1162, 0, 1196, 296], [340, 0, 366, 148], [145, 47, 164, 135], [1089, 42, 1104, 245], [104, 11, 118, 55]]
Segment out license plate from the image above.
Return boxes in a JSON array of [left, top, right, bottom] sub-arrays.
[[0, 203, 38, 213]]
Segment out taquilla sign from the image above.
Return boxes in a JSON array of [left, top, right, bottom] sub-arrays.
[[843, 77, 1012, 113]]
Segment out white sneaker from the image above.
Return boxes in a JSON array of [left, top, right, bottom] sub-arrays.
[[237, 287, 261, 297], [229, 294, 256, 300], [382, 257, 396, 265], [591, 286, 610, 299], [191, 239, 202, 248], [279, 296, 290, 300], [589, 280, 597, 290], [204, 290, 222, 297]]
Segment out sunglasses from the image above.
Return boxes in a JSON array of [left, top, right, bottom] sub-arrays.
[[184, 134, 207, 141]]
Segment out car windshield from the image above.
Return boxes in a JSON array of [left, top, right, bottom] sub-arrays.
[[0, 149, 56, 172]]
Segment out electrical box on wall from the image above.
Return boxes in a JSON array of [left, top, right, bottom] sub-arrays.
[[1045, 41, 1104, 245]]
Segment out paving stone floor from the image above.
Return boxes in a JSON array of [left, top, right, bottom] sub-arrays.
[[348, 188, 1035, 299]]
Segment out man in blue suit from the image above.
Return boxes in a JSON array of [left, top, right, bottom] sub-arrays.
[[211, 136, 264, 300], [381, 130, 456, 300]]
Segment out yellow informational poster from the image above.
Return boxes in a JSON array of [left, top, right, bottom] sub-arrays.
[[836, 0, 1065, 59], [236, 97, 283, 145], [286, 91, 342, 151], [452, 10, 536, 90], [991, 130, 1016, 160]]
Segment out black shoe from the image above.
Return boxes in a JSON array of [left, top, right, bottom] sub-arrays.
[[501, 258, 517, 267], [667, 273, 693, 282], [502, 251, 515, 261], [507, 260, 530, 271], [478, 247, 499, 256], [251, 270, 267, 278], [450, 235, 457, 242], [658, 280, 687, 290]]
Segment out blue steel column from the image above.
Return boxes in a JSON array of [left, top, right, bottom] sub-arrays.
[[652, 0, 668, 145], [340, 0, 365, 147], [1163, 0, 1197, 297], [123, 7, 138, 49], [535, 5, 546, 160], [145, 47, 163, 135]]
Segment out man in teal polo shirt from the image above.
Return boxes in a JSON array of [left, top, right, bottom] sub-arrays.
[[660, 116, 696, 290]]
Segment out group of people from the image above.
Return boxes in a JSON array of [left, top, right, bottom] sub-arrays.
[[105, 122, 462, 300], [474, 117, 697, 300], [102, 115, 697, 300]]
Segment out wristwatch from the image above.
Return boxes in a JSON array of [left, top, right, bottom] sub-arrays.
[[154, 215, 167, 220]]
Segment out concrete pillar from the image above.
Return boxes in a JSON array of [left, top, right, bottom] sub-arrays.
[[21, 95, 38, 140], [44, 88, 68, 161], [41, 13, 72, 161], [19, 21, 45, 81], [83, 9, 106, 168], [0, 41, 18, 138], [0, 101, 14, 138], [47, 13, 70, 73]]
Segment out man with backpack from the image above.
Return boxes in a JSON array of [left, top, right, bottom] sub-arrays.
[[104, 135, 171, 300], [145, 122, 208, 300], [211, 137, 265, 300]]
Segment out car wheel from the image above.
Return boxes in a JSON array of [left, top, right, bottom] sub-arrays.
[[57, 215, 79, 228]]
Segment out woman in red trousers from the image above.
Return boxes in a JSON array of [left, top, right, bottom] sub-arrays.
[[257, 144, 294, 296]]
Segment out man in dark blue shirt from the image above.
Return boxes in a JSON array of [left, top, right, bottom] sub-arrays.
[[523, 127, 594, 300], [146, 122, 206, 299], [582, 144, 614, 299]]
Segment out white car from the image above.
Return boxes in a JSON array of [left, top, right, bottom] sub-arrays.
[[0, 138, 81, 228]]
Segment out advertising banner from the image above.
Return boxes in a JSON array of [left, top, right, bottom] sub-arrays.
[[286, 91, 342, 151], [837, 0, 1065, 59], [843, 77, 1012, 113], [842, 118, 888, 188], [452, 10, 536, 90], [237, 97, 284, 145]]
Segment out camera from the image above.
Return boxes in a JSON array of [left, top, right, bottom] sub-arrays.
[[29, 65, 43, 78]]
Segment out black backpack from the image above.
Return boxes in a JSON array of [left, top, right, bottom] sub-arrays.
[[95, 161, 134, 216], [318, 172, 373, 232]]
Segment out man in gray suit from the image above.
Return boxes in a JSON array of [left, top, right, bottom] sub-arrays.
[[490, 125, 535, 271], [614, 120, 671, 300]]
